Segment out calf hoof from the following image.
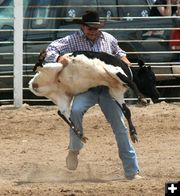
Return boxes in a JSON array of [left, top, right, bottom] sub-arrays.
[[77, 132, 88, 143], [130, 133, 138, 143], [81, 136, 88, 143], [138, 97, 148, 106]]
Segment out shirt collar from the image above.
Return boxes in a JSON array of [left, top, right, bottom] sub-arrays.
[[78, 29, 105, 41]]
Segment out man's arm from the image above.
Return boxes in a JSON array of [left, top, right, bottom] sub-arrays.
[[45, 38, 69, 63], [121, 55, 132, 66], [158, 0, 172, 16], [111, 36, 132, 66]]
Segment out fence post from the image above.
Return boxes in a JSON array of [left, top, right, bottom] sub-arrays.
[[13, 0, 23, 107]]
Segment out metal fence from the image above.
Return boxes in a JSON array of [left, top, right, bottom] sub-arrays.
[[0, 0, 180, 107]]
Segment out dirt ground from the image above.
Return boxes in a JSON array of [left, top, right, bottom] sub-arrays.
[[0, 101, 179, 196]]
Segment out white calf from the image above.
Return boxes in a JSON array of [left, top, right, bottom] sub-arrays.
[[29, 54, 128, 116], [29, 53, 138, 143]]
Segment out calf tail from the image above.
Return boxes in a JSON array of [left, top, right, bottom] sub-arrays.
[[33, 49, 46, 72]]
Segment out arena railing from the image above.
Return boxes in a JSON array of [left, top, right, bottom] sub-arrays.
[[0, 2, 179, 106]]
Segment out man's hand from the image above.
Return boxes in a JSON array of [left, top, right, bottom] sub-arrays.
[[58, 55, 69, 66], [121, 56, 132, 66]]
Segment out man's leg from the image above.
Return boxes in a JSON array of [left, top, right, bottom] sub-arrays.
[[99, 87, 140, 178], [66, 89, 98, 170]]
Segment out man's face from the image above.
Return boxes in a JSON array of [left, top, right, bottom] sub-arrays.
[[82, 25, 100, 41]]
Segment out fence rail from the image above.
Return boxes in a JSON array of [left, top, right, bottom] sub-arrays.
[[0, 1, 180, 106]]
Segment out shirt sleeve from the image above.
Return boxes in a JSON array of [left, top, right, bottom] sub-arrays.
[[45, 37, 70, 63], [110, 36, 126, 58]]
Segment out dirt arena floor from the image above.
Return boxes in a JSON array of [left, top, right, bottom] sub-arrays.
[[0, 101, 179, 195]]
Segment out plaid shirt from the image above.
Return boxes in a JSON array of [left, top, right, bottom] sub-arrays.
[[45, 30, 126, 63]]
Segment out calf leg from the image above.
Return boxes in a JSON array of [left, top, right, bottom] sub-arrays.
[[57, 110, 88, 143], [115, 101, 138, 143]]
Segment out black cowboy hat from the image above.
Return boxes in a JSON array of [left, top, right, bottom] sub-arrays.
[[73, 10, 106, 28]]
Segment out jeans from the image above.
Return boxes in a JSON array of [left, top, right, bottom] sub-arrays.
[[68, 86, 139, 177]]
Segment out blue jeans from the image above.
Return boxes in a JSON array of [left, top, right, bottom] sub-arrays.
[[68, 86, 139, 177]]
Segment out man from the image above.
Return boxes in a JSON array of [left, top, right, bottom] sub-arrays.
[[149, 0, 180, 16], [45, 11, 142, 180]]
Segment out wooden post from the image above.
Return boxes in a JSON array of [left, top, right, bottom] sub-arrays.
[[13, 0, 23, 107]]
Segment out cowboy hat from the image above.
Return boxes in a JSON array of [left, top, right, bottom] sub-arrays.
[[73, 10, 106, 28]]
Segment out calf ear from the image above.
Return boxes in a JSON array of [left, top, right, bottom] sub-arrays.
[[33, 62, 43, 72], [148, 65, 152, 70], [33, 49, 46, 72], [137, 59, 145, 68]]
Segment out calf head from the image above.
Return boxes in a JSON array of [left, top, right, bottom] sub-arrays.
[[133, 60, 160, 103], [29, 63, 63, 97]]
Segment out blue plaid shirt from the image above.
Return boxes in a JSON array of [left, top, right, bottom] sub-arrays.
[[45, 30, 126, 63]]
